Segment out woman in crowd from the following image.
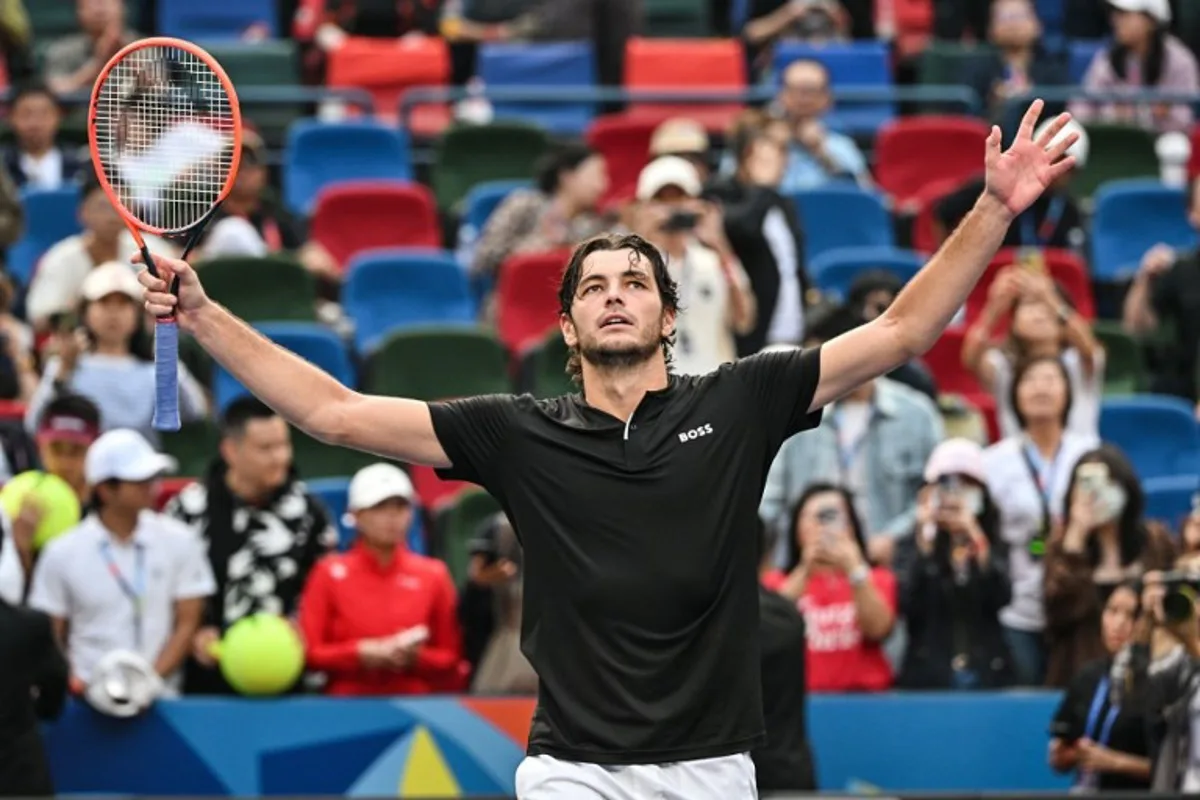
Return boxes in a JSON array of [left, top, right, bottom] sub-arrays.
[[1049, 580, 1153, 792], [984, 355, 1099, 686], [24, 263, 207, 446], [964, 264, 1104, 440], [1043, 445, 1176, 687], [767, 484, 897, 692], [896, 439, 1014, 690], [1070, 0, 1199, 134]]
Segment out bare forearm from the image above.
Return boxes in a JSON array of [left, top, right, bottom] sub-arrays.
[[743, 5, 796, 44], [1122, 275, 1158, 335], [854, 582, 894, 641], [154, 628, 193, 678]]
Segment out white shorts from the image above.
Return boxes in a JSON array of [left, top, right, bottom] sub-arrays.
[[514, 751, 758, 800]]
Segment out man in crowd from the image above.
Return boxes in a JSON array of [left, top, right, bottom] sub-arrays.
[[773, 59, 870, 193], [1, 82, 85, 191], [44, 0, 137, 96]]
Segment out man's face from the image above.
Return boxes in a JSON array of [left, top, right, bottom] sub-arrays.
[[80, 188, 124, 240], [561, 248, 674, 373], [12, 94, 60, 152], [78, 0, 121, 35], [778, 62, 830, 122], [989, 0, 1040, 48], [39, 439, 90, 492], [101, 478, 157, 514], [221, 416, 292, 495], [354, 498, 412, 549]]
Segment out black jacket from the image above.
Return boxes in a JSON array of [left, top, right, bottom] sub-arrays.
[[1, 145, 85, 191]]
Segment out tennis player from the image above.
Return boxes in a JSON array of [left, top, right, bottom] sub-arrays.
[[140, 100, 1076, 799]]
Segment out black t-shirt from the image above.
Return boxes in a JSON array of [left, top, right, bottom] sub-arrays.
[[428, 348, 824, 764], [1051, 658, 1151, 792], [753, 586, 816, 792], [1150, 250, 1200, 402]]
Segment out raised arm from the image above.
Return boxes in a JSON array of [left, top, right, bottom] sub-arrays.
[[809, 100, 1079, 412], [137, 254, 451, 467]]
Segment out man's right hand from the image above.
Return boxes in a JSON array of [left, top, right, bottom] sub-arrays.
[[136, 252, 212, 331], [192, 626, 221, 667]]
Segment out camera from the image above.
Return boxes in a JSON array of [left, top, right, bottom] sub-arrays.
[[1159, 571, 1200, 624], [660, 210, 699, 232]]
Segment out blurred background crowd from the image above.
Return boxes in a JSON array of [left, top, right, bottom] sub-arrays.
[[2, 0, 1200, 795]]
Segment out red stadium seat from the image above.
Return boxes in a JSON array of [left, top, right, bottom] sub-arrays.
[[325, 36, 452, 135], [622, 38, 747, 132], [495, 250, 572, 355], [874, 116, 991, 208], [408, 464, 470, 512], [0, 400, 25, 423], [910, 175, 973, 254], [893, 0, 933, 58], [155, 478, 195, 511], [964, 248, 1095, 329], [310, 181, 442, 270], [586, 115, 659, 207], [922, 328, 999, 441]]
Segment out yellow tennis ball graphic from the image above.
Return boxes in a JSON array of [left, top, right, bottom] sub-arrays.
[[212, 613, 305, 696], [0, 471, 82, 549]]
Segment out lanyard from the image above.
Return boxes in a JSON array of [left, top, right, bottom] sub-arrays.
[[833, 404, 874, 479], [100, 539, 146, 650], [1075, 675, 1121, 790], [1019, 195, 1067, 248], [1021, 440, 1062, 550]]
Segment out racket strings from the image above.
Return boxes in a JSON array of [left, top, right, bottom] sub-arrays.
[[94, 44, 236, 234]]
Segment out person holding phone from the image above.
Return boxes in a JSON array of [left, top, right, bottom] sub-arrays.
[[767, 484, 896, 692]]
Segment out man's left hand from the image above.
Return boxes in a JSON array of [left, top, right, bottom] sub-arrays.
[[984, 100, 1079, 217]]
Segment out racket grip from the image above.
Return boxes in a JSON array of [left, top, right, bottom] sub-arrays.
[[152, 319, 182, 432]]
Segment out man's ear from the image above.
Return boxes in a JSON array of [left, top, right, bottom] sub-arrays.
[[661, 306, 676, 339], [559, 313, 578, 348]]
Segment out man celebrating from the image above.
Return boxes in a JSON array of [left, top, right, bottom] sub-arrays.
[[139, 101, 1076, 799]]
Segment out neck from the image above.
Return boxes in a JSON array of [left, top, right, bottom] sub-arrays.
[[1129, 37, 1151, 57], [101, 508, 139, 540], [363, 539, 398, 565], [1001, 44, 1033, 64], [22, 141, 53, 158], [224, 469, 271, 505], [580, 358, 669, 422], [92, 339, 127, 356], [1025, 419, 1063, 456], [83, 231, 120, 263], [842, 381, 875, 404]]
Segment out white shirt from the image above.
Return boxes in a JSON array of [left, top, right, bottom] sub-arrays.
[[762, 206, 804, 345], [987, 347, 1105, 440], [984, 431, 1099, 632], [0, 514, 22, 605], [19, 148, 65, 190], [201, 216, 268, 259], [667, 241, 749, 376], [29, 512, 216, 693]]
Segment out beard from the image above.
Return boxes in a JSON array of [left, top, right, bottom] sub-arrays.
[[579, 330, 661, 372]]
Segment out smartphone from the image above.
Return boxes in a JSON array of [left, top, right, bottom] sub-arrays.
[[815, 503, 844, 544], [50, 311, 79, 333], [1018, 248, 1046, 274], [1076, 462, 1109, 497], [661, 210, 700, 233]]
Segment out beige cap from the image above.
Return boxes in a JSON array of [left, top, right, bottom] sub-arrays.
[[649, 118, 710, 157], [81, 262, 142, 302], [636, 156, 702, 201]]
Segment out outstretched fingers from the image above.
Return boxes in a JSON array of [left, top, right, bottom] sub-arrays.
[[1046, 155, 1078, 183], [1017, 98, 1045, 142], [1035, 111, 1074, 150], [1046, 130, 1081, 163], [985, 125, 1003, 167]]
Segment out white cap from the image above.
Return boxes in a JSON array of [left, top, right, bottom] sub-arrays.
[[1107, 0, 1170, 23], [649, 119, 709, 157], [85, 429, 177, 484], [81, 262, 143, 302], [347, 463, 415, 511], [1034, 116, 1089, 169], [924, 438, 987, 485], [636, 156, 702, 201]]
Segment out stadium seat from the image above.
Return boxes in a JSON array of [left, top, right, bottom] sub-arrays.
[[1099, 396, 1200, 480], [325, 35, 452, 133], [283, 120, 413, 215], [790, 185, 894, 262], [28, 3, 79, 40], [11, 186, 82, 286], [622, 38, 746, 131], [964, 248, 1095, 326], [586, 115, 660, 207], [309, 182, 441, 268], [196, 255, 317, 322], [910, 175, 970, 253], [874, 116, 991, 207], [1091, 180, 1194, 282], [477, 41, 597, 135], [200, 41, 301, 148], [159, 0, 278, 39], [462, 180, 531, 236], [809, 246, 923, 302], [917, 42, 995, 87], [408, 464, 471, 513], [495, 250, 571, 354], [212, 323, 355, 413], [1072, 125, 1160, 202], [431, 122, 551, 211], [922, 328, 1000, 441], [893, 0, 934, 57], [522, 327, 576, 398], [645, 0, 713, 36], [434, 489, 502, 585], [1091, 321, 1144, 395], [773, 41, 894, 134], [160, 421, 221, 478], [343, 250, 476, 354], [290, 429, 379, 480], [155, 478, 195, 511], [364, 326, 511, 401], [306, 476, 426, 554], [1142, 474, 1199, 528], [1068, 39, 1105, 83]]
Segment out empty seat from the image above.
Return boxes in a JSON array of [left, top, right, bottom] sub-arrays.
[[1099, 396, 1200, 480], [1142, 474, 1199, 527], [290, 429, 378, 480], [155, 478, 195, 511], [12, 186, 82, 285], [521, 327, 576, 398], [874, 116, 991, 207], [201, 41, 301, 148], [1073, 125, 1160, 202], [431, 122, 551, 211], [810, 246, 923, 301], [645, 0, 713, 36], [408, 464, 471, 513], [922, 329, 1000, 440], [1091, 180, 1193, 282], [461, 180, 530, 240], [495, 250, 571, 354], [283, 120, 413, 215], [343, 250, 476, 353], [586, 115, 660, 206], [790, 185, 894, 262], [196, 255, 317, 322], [623, 38, 746, 131], [213, 323, 355, 413], [159, 0, 278, 39], [325, 35, 452, 134], [1068, 40, 1106, 83], [1091, 320, 1144, 395], [306, 476, 426, 554], [364, 326, 511, 401], [477, 41, 597, 135], [160, 421, 221, 478], [773, 40, 894, 134], [910, 175, 971, 253], [434, 490, 502, 585], [309, 182, 441, 269]]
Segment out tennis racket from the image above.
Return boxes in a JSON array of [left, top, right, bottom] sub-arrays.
[[88, 37, 242, 431]]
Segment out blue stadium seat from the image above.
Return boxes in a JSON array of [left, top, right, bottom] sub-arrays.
[[477, 41, 597, 135], [158, 0, 278, 39], [1091, 180, 1195, 282], [283, 120, 413, 215], [773, 41, 894, 134], [212, 323, 355, 413], [1142, 474, 1199, 528], [790, 185, 894, 262], [9, 186, 83, 286], [343, 250, 476, 353], [463, 180, 530, 235], [305, 476, 426, 554], [1099, 396, 1200, 480], [1068, 39, 1105, 83], [809, 246, 923, 301]]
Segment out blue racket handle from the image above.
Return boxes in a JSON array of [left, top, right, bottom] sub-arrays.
[[153, 319, 181, 432]]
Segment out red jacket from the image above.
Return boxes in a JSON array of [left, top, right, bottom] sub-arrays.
[[298, 544, 464, 696]]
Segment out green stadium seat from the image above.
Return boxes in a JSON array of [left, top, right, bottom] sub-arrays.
[[1071, 125, 1160, 203], [196, 255, 317, 323], [434, 489, 501, 585], [364, 326, 512, 401], [644, 0, 712, 37], [1092, 321, 1145, 396], [431, 122, 551, 211], [525, 328, 576, 398], [916, 42, 995, 112], [29, 2, 79, 40], [161, 420, 221, 478], [289, 429, 380, 479], [198, 41, 303, 149]]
